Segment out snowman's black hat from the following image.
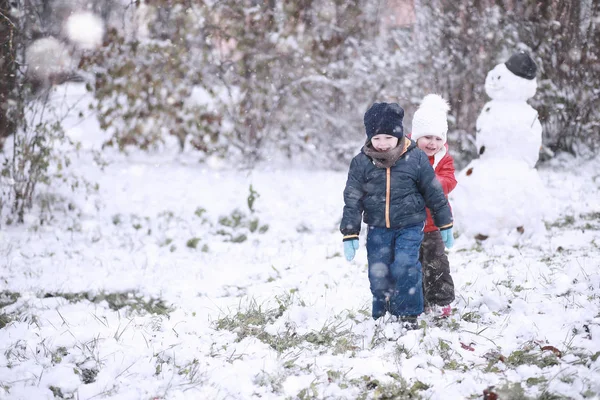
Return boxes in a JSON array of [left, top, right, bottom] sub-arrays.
[[505, 51, 537, 80]]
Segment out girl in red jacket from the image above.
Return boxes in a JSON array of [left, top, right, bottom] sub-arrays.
[[411, 94, 457, 317]]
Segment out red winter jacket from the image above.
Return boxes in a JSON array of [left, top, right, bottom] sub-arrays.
[[424, 148, 457, 232]]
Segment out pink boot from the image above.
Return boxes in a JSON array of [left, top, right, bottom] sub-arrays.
[[440, 305, 452, 318]]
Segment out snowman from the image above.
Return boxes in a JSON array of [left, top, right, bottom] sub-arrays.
[[451, 52, 550, 243], [476, 51, 542, 168]]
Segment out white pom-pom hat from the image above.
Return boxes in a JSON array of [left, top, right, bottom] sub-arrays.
[[411, 94, 451, 168], [411, 94, 451, 144]]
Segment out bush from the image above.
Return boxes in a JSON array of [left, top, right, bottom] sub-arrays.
[[84, 27, 224, 155], [1, 97, 96, 225]]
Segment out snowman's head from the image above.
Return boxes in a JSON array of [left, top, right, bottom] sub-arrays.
[[484, 63, 537, 101]]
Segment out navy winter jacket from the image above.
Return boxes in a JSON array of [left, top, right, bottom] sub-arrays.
[[340, 139, 453, 238]]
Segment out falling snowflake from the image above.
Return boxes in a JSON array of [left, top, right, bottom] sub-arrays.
[[65, 12, 105, 50]]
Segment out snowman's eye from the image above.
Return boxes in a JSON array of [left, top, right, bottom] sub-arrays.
[[498, 76, 501, 80]]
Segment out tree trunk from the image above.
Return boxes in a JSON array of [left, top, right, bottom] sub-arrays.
[[0, 0, 17, 151]]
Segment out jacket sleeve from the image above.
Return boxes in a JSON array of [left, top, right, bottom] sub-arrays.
[[435, 154, 457, 195], [340, 156, 364, 239], [417, 153, 453, 230]]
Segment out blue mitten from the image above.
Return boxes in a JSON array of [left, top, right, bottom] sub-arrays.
[[441, 228, 454, 249], [343, 239, 359, 261]]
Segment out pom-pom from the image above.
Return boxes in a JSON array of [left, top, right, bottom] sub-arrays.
[[419, 94, 450, 113]]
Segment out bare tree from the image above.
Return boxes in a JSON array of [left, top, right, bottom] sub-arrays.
[[0, 0, 18, 151], [414, 0, 599, 164], [514, 0, 600, 156]]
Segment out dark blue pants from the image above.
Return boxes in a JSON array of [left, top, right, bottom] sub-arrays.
[[366, 224, 424, 318]]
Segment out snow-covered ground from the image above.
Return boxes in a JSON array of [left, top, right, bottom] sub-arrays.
[[1, 85, 600, 399]]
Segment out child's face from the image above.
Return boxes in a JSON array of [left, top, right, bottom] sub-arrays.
[[416, 135, 444, 156], [371, 134, 399, 152]]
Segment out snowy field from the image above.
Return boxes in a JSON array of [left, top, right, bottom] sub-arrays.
[[1, 85, 600, 399]]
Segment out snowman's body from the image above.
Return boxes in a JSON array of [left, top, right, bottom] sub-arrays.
[[451, 55, 550, 243], [476, 100, 542, 168], [451, 158, 548, 242]]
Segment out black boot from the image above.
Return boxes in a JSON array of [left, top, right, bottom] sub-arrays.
[[400, 315, 419, 330], [372, 297, 387, 320]]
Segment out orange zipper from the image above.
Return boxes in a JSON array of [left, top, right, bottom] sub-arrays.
[[385, 167, 391, 228]]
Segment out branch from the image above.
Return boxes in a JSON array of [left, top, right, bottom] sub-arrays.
[[0, 9, 16, 28]]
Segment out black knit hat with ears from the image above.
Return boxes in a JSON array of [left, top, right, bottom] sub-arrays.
[[505, 51, 537, 80], [363, 102, 405, 142]]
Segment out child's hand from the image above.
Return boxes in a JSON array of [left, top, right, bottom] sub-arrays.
[[343, 239, 359, 261], [441, 228, 454, 249]]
